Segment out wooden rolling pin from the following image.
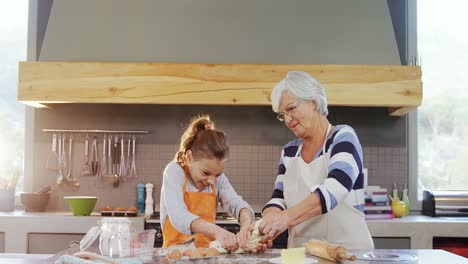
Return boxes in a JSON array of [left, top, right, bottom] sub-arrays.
[[305, 239, 356, 262]]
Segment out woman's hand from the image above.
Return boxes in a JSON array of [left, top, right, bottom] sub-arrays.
[[251, 239, 273, 253], [214, 227, 238, 252], [259, 210, 290, 242]]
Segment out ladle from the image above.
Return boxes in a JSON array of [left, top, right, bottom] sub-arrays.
[[65, 137, 80, 190], [56, 134, 67, 187]]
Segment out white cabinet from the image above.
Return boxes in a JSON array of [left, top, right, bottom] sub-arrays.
[[28, 233, 85, 254]]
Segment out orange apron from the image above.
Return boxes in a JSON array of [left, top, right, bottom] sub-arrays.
[[162, 167, 217, 248]]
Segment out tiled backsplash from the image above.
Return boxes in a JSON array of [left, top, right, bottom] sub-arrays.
[[39, 143, 406, 212], [33, 105, 408, 212]]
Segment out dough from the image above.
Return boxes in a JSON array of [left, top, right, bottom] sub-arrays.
[[205, 248, 221, 256], [209, 240, 228, 254], [209, 219, 268, 254], [246, 219, 268, 250]]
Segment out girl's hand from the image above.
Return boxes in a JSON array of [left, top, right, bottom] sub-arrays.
[[236, 222, 254, 250], [214, 227, 238, 252]]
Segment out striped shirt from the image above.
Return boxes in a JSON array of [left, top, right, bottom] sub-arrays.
[[263, 125, 365, 214]]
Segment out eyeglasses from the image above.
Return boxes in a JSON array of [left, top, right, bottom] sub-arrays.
[[276, 98, 306, 122]]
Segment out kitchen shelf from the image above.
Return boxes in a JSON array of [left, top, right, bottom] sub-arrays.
[[18, 61, 422, 116]]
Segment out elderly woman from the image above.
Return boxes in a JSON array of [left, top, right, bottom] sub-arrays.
[[258, 71, 374, 250]]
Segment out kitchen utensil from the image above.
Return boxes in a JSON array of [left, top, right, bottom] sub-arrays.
[[99, 217, 132, 257], [91, 136, 99, 176], [126, 138, 131, 178], [119, 137, 127, 179], [65, 137, 80, 190], [125, 229, 155, 262], [20, 192, 50, 212], [64, 196, 98, 216], [305, 239, 356, 262], [45, 134, 59, 170], [355, 252, 418, 262], [113, 136, 120, 188], [81, 135, 92, 176], [78, 226, 101, 252], [108, 135, 112, 177], [47, 241, 80, 263], [99, 218, 154, 261], [56, 134, 67, 187], [128, 136, 137, 179], [61, 134, 67, 172], [37, 185, 51, 194], [102, 136, 115, 184], [97, 134, 107, 181]]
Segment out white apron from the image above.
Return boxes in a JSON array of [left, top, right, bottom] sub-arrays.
[[283, 125, 374, 249]]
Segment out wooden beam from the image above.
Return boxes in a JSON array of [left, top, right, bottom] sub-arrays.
[[18, 62, 422, 112], [18, 101, 51, 108], [388, 106, 417, 116]]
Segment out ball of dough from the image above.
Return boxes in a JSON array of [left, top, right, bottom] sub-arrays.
[[167, 249, 182, 260], [246, 219, 267, 250], [195, 247, 207, 256], [190, 249, 203, 258], [209, 240, 228, 254], [182, 249, 192, 257], [205, 248, 221, 257]]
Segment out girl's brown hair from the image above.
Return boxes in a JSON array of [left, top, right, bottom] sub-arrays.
[[175, 115, 229, 166]]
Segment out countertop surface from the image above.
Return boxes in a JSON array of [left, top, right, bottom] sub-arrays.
[[2, 212, 468, 253], [146, 215, 468, 249], [0, 249, 467, 264], [0, 210, 146, 218], [0, 211, 145, 253], [146, 214, 468, 224]]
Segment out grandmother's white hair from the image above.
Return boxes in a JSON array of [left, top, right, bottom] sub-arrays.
[[271, 71, 328, 116]]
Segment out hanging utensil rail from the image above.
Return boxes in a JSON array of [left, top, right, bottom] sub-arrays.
[[42, 129, 150, 134]]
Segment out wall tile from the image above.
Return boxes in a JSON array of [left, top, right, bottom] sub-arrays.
[[33, 105, 407, 212]]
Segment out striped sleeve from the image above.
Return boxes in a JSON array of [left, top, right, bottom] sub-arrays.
[[313, 125, 364, 214], [262, 140, 301, 212]]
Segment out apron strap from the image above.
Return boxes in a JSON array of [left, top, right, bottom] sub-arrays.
[[322, 124, 332, 156], [294, 144, 303, 158], [295, 124, 332, 158]]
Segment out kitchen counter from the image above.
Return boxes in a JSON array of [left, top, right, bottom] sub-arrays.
[[2, 212, 467, 253], [366, 215, 468, 248], [146, 215, 468, 249], [0, 211, 145, 253], [0, 249, 467, 264]]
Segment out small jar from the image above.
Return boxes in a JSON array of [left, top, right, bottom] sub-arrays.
[[98, 217, 133, 257]]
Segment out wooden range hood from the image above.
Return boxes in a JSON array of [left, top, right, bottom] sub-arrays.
[[18, 61, 422, 116]]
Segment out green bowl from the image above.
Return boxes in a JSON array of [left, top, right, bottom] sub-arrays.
[[64, 196, 98, 216]]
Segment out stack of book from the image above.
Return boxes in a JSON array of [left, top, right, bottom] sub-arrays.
[[364, 185, 393, 220]]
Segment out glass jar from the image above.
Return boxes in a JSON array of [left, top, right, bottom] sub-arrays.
[[98, 217, 133, 257]]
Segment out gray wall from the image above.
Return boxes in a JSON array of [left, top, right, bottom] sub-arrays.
[[28, 0, 407, 211], [39, 0, 400, 64]]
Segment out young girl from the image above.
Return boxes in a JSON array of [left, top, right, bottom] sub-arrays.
[[160, 115, 254, 251]]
